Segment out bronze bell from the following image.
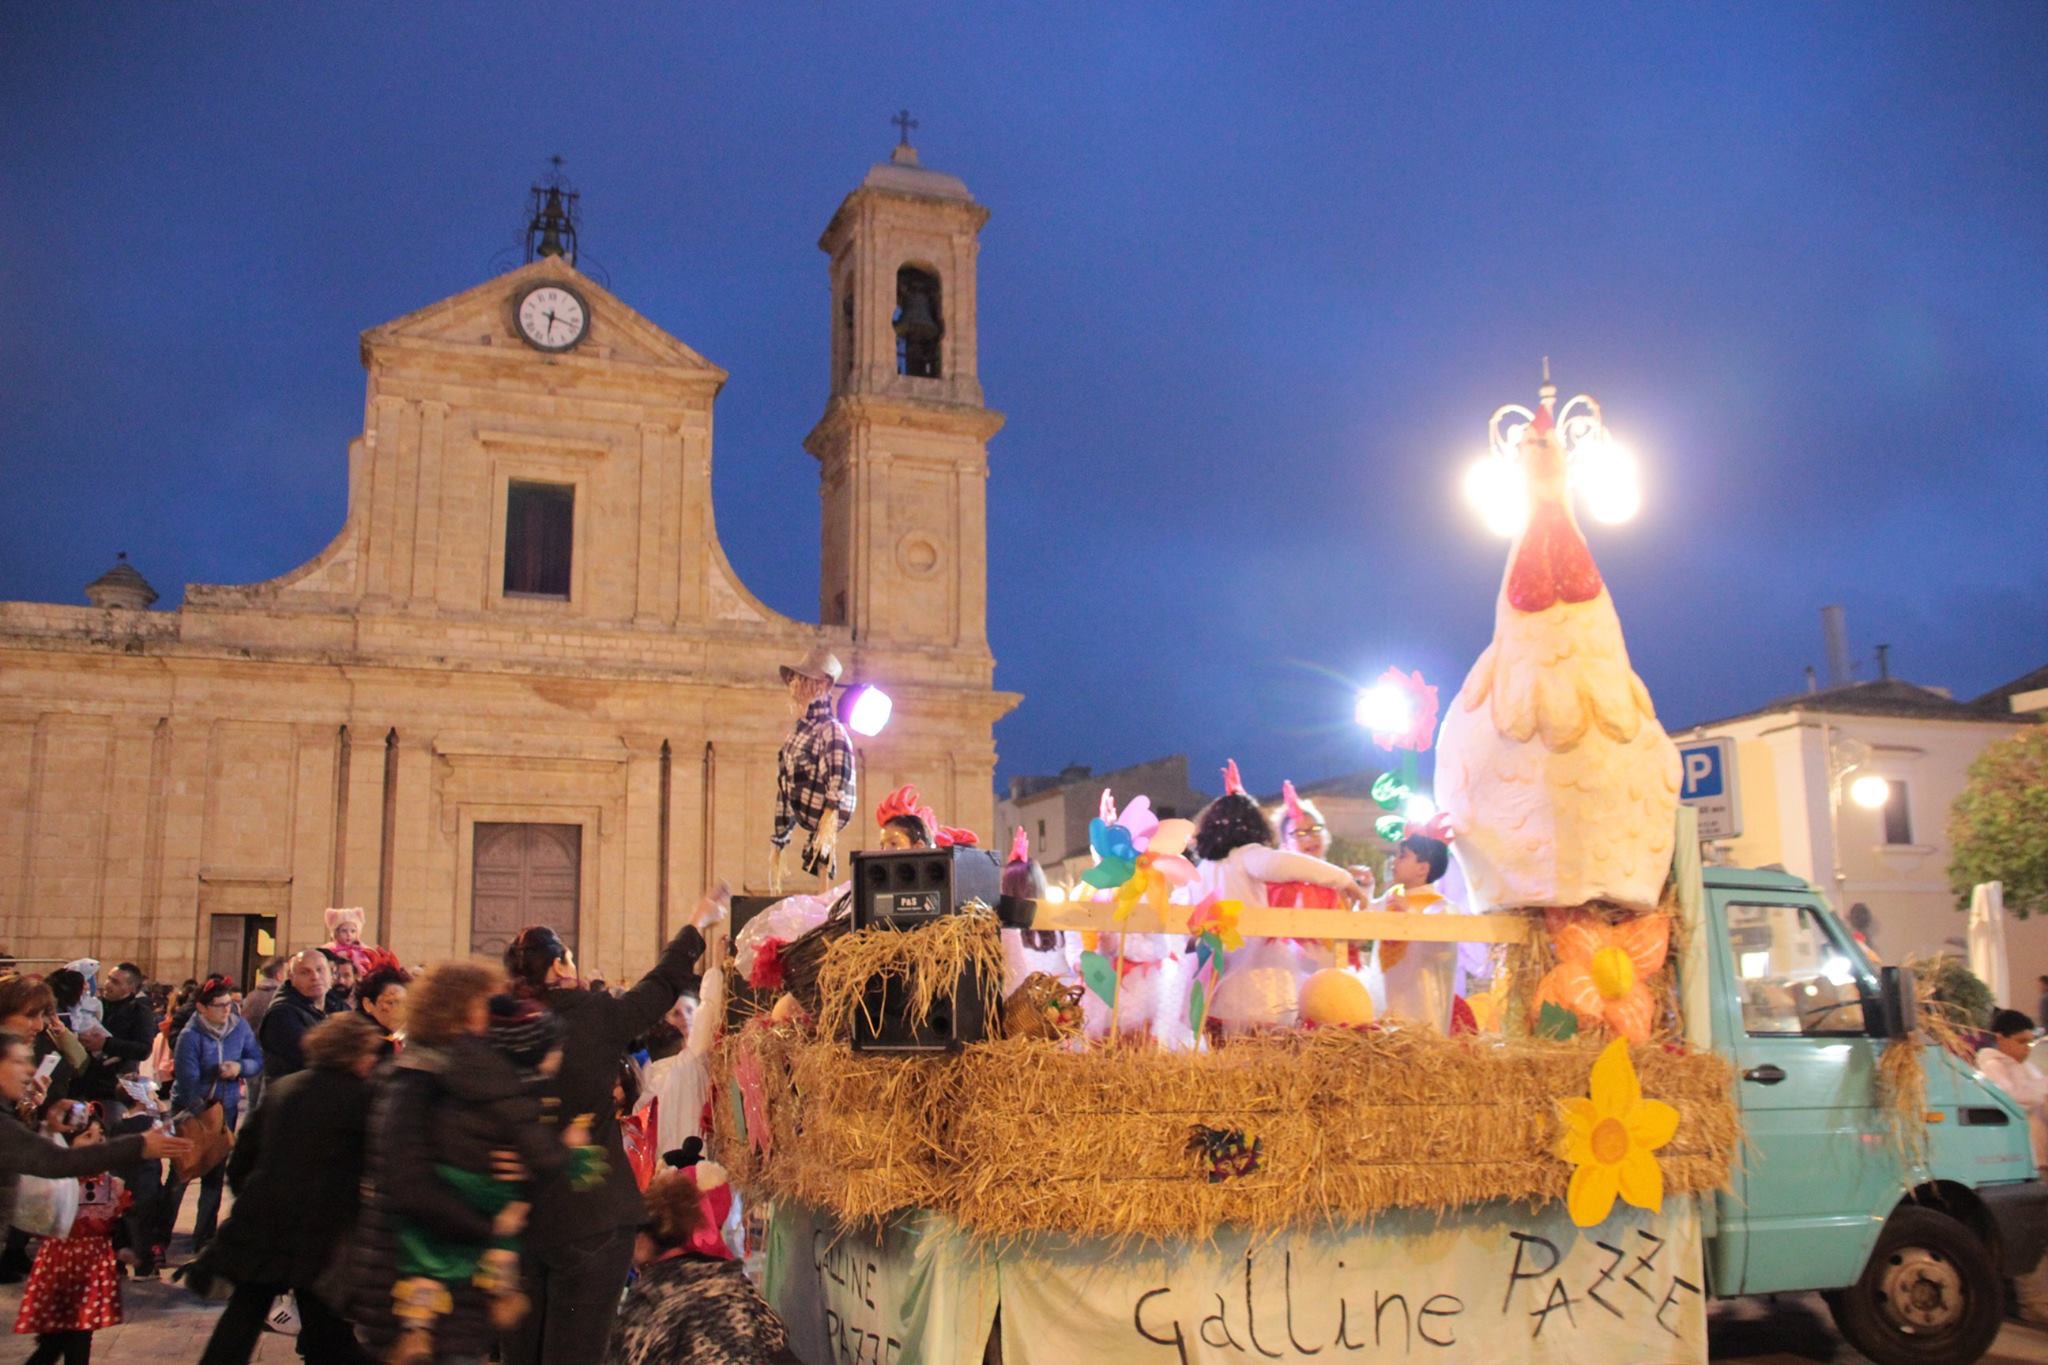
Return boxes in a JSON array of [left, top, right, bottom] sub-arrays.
[[895, 285, 941, 342]]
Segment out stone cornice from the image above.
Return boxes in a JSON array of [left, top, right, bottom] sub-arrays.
[[818, 186, 990, 251], [804, 394, 1005, 458]]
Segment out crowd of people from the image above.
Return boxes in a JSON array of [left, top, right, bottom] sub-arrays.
[[0, 895, 797, 1365]]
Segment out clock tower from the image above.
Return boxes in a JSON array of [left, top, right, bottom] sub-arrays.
[[805, 130, 1002, 673]]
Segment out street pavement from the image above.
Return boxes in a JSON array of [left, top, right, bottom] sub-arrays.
[[0, 1216, 2045, 1362]]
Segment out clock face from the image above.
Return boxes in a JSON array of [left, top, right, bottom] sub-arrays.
[[515, 284, 590, 352]]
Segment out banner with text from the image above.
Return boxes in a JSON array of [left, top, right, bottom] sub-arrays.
[[767, 1198, 1704, 1365], [765, 1202, 997, 1365], [999, 1200, 1705, 1365]]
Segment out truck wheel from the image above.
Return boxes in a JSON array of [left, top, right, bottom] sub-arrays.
[[1826, 1206, 2003, 1365]]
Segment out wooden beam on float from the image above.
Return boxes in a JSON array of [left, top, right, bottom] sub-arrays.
[[1023, 900, 1534, 945]]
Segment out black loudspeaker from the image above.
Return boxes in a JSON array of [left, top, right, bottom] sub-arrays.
[[848, 846, 1001, 1052]]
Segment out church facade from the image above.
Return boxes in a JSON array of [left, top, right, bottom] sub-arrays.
[[0, 145, 1015, 982]]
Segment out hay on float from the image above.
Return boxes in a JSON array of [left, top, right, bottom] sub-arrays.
[[714, 902, 1741, 1245]]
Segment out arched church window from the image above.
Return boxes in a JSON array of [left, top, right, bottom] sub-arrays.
[[893, 266, 943, 378]]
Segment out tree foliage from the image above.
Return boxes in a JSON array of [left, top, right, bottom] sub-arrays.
[[1949, 727, 2048, 919]]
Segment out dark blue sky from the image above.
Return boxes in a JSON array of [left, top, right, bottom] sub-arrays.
[[4, 4, 2044, 794]]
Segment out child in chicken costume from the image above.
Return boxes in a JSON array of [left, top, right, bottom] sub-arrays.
[[1192, 762, 1367, 1034], [1434, 375, 1680, 1042]]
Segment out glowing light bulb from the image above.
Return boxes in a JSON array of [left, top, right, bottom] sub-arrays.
[[1463, 455, 1529, 537], [1849, 773, 1891, 810], [844, 685, 893, 737], [1403, 793, 1437, 824], [1044, 885, 1068, 904], [1576, 438, 1642, 524], [1355, 682, 1412, 736]]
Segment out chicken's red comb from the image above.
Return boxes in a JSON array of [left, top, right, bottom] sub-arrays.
[[1222, 759, 1246, 797], [935, 825, 979, 849], [1099, 788, 1116, 823], [1282, 780, 1304, 822], [1008, 826, 1030, 864]]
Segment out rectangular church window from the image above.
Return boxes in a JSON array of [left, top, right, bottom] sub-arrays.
[[504, 481, 574, 598]]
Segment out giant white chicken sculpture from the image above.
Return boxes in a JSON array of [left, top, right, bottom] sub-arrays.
[[1435, 373, 1681, 913]]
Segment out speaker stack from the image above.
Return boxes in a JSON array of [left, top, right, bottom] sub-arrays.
[[849, 846, 1002, 1053]]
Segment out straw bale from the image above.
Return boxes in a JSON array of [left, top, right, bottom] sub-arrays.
[[813, 908, 1008, 1042], [716, 1023, 1740, 1245]]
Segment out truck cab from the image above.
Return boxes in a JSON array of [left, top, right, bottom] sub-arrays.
[[1699, 866, 2048, 1364]]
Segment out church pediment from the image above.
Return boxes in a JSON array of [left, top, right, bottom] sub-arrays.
[[361, 256, 727, 382]]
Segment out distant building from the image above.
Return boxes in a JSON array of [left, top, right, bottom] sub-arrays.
[[1681, 662, 2043, 997], [1254, 770, 1396, 869], [997, 755, 1209, 886]]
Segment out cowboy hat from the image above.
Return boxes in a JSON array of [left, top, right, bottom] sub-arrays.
[[778, 645, 843, 685]]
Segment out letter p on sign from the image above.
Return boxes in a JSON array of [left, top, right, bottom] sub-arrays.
[[1677, 738, 1739, 840]]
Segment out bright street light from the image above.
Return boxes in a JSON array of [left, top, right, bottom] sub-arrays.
[[1355, 682, 1412, 737], [1848, 773, 1891, 811], [1464, 365, 1641, 535]]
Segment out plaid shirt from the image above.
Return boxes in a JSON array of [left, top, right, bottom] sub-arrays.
[[773, 697, 857, 850]]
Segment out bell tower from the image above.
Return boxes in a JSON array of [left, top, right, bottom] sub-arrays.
[[806, 123, 1003, 664]]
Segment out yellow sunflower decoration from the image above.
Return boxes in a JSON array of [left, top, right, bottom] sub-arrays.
[[1557, 1039, 1680, 1228]]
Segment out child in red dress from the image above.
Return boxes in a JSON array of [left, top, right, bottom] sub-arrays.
[[15, 1106, 131, 1365]]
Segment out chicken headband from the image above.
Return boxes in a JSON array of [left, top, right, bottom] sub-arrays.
[[1222, 759, 1246, 797], [1406, 813, 1455, 844], [1281, 779, 1324, 832], [875, 784, 979, 849], [1008, 826, 1031, 864]]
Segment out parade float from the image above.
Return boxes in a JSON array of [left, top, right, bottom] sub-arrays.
[[713, 372, 1745, 1364]]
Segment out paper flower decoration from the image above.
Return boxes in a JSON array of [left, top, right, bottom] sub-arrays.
[[1533, 909, 1671, 1044], [1557, 1039, 1679, 1227]]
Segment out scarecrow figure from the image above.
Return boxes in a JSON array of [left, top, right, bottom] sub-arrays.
[[770, 646, 857, 893]]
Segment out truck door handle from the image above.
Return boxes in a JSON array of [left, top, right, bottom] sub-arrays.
[[1743, 1064, 1787, 1085]]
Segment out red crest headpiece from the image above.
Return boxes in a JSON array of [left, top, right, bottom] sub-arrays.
[[1221, 759, 1246, 797]]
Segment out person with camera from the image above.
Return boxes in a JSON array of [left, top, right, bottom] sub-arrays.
[[0, 1028, 191, 1280]]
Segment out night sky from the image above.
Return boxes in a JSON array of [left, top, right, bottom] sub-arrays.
[[4, 5, 2044, 796]]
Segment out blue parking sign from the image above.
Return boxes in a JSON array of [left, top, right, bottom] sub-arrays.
[[1677, 738, 1740, 839]]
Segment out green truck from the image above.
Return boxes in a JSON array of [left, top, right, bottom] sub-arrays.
[[1693, 862, 2047, 1363]]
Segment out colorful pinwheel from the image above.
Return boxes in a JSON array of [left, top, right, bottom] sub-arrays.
[[1080, 818, 1138, 889], [1183, 897, 1245, 1036]]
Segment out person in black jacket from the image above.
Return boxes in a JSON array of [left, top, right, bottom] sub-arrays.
[[94, 965, 166, 1273], [354, 963, 599, 1365], [498, 899, 721, 1365], [258, 950, 338, 1081], [194, 1012, 383, 1365], [95, 966, 158, 1086]]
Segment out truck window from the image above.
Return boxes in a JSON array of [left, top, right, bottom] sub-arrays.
[[1725, 902, 1871, 1036]]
